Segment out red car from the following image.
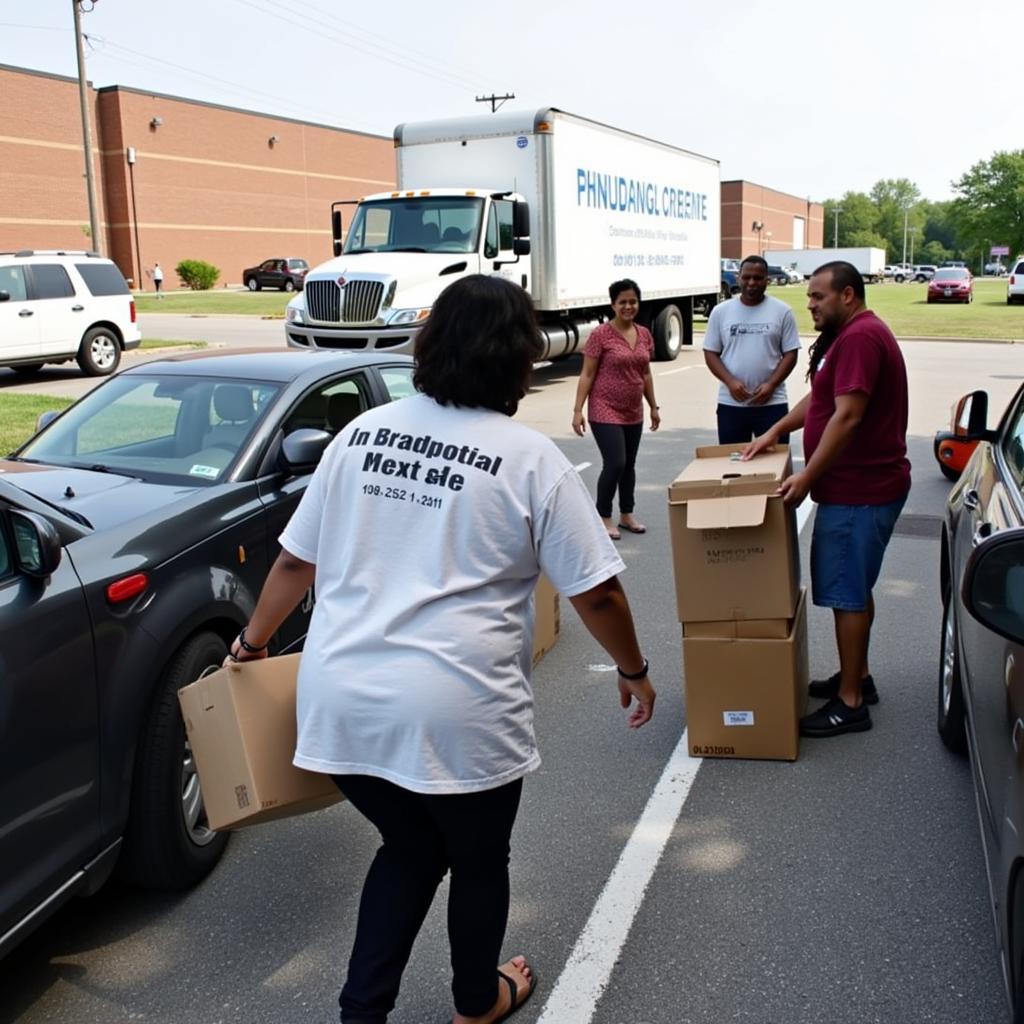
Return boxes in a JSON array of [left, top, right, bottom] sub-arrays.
[[927, 267, 973, 304]]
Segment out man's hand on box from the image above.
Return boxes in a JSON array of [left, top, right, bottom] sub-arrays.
[[777, 470, 811, 507], [741, 432, 775, 460], [224, 630, 270, 666]]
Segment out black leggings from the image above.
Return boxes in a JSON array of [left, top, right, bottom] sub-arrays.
[[590, 420, 643, 519], [333, 774, 523, 1024]]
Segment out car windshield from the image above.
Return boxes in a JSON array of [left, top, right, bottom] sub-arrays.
[[343, 196, 484, 255], [934, 269, 969, 282], [17, 374, 281, 485]]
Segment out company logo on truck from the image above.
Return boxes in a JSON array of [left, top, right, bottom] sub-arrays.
[[576, 168, 708, 222]]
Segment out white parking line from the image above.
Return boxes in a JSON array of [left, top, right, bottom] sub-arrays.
[[657, 364, 701, 377], [535, 490, 815, 1024]]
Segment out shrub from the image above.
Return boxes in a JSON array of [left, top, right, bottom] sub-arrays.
[[176, 259, 220, 291]]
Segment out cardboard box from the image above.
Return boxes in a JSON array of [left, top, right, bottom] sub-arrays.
[[683, 588, 809, 761], [668, 445, 800, 624], [683, 613, 791, 639], [532, 574, 560, 666], [178, 654, 343, 831]]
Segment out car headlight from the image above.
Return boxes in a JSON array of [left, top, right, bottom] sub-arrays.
[[387, 308, 431, 326], [286, 304, 304, 324]]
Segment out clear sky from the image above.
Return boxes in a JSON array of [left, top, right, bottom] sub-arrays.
[[2, 0, 1017, 203]]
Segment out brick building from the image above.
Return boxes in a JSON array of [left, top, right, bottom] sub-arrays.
[[0, 63, 395, 289], [722, 180, 824, 260], [1, 62, 826, 289]]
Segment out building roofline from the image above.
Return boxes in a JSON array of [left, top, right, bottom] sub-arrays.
[[0, 61, 389, 142], [722, 178, 824, 206]]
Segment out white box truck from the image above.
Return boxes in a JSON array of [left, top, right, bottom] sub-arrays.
[[763, 247, 887, 284], [285, 108, 721, 361]]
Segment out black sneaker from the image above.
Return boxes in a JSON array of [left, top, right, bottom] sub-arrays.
[[808, 671, 879, 705], [800, 697, 872, 738]]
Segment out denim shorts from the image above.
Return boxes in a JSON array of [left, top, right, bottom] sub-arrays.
[[810, 497, 906, 611]]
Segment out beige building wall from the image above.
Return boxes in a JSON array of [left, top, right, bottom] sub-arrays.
[[722, 180, 824, 260]]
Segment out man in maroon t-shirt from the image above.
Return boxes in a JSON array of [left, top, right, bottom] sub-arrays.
[[744, 261, 911, 738]]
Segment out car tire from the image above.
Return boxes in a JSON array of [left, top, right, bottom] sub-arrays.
[[283, 279, 296, 293], [937, 590, 968, 754], [653, 304, 683, 362], [11, 362, 44, 374], [118, 631, 230, 888], [76, 326, 121, 376], [939, 462, 960, 482], [895, 274, 905, 283], [248, 278, 261, 292], [927, 296, 934, 304]]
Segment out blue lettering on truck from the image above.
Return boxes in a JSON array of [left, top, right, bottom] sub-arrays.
[[576, 167, 707, 221]]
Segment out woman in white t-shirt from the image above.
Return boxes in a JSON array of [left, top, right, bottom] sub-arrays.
[[229, 275, 656, 1024]]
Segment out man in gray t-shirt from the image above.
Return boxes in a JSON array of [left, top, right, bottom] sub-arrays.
[[703, 255, 801, 443]]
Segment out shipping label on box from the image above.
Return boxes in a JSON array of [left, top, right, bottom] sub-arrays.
[[178, 654, 343, 831], [684, 588, 809, 761], [668, 445, 800, 624]]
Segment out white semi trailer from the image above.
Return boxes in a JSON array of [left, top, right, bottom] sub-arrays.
[[763, 247, 887, 284], [285, 108, 721, 361]]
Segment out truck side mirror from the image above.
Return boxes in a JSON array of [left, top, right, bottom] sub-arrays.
[[332, 209, 343, 257], [513, 202, 530, 238], [513, 238, 531, 257], [0, 290, 10, 302]]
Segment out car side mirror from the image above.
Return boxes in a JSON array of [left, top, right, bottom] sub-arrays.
[[953, 390, 989, 438], [0, 290, 10, 303], [280, 428, 332, 473], [35, 410, 62, 433], [9, 510, 63, 578], [961, 527, 1024, 645]]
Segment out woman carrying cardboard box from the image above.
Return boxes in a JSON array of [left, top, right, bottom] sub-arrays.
[[229, 274, 656, 1024]]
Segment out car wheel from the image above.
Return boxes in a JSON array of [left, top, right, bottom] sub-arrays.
[[653, 304, 683, 361], [118, 631, 230, 888], [76, 326, 121, 376], [283, 279, 296, 293], [11, 362, 44, 374], [939, 462, 960, 482], [248, 278, 260, 292], [937, 591, 968, 754], [927, 296, 934, 304]]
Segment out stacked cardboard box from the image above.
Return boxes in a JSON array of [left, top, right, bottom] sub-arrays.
[[667, 445, 808, 761]]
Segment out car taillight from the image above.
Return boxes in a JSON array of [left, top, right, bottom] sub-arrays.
[[130, 299, 137, 323], [107, 572, 148, 603], [1012, 275, 1017, 285]]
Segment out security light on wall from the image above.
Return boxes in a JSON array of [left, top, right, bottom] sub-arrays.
[[268, 135, 280, 146], [752, 220, 764, 232], [149, 117, 163, 129]]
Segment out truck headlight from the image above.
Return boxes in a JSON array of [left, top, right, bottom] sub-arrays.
[[286, 304, 304, 324], [387, 308, 431, 326]]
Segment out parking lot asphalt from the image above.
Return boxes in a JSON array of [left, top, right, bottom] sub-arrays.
[[1, 339, 1020, 1023]]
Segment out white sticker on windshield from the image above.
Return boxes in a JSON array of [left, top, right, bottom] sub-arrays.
[[189, 464, 220, 478]]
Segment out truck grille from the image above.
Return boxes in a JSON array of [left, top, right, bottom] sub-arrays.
[[305, 279, 384, 324]]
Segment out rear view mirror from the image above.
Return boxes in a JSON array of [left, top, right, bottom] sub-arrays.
[[332, 209, 343, 257], [0, 290, 9, 303], [10, 510, 63, 578], [953, 391, 989, 438], [281, 428, 332, 474], [513, 238, 531, 257], [961, 527, 1024, 644], [513, 202, 530, 238]]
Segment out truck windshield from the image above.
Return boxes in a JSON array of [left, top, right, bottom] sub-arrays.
[[343, 196, 484, 255]]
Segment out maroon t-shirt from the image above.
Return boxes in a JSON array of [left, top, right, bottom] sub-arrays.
[[803, 310, 911, 505]]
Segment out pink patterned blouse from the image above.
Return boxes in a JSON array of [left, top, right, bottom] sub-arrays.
[[582, 322, 654, 425]]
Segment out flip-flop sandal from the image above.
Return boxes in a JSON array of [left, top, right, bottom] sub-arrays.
[[446, 964, 537, 1024], [493, 963, 537, 1022], [606, 529, 621, 541], [618, 522, 646, 534]]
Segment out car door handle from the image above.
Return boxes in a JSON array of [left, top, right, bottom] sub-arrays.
[[71, 304, 85, 312], [973, 522, 993, 547], [962, 489, 980, 511], [18, 309, 33, 317]]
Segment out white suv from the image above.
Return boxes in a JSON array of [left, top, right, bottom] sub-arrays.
[[0, 250, 142, 376], [1009, 259, 1024, 306]]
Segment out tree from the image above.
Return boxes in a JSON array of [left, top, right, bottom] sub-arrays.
[[870, 178, 924, 263], [920, 239, 952, 265], [951, 150, 1024, 264]]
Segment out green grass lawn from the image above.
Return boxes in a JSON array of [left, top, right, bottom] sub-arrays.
[[0, 394, 74, 455], [765, 276, 1022, 340], [134, 290, 290, 316]]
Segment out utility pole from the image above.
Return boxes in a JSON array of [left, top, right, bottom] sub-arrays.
[[73, 0, 102, 253], [833, 207, 843, 248], [475, 93, 515, 113], [901, 204, 909, 268]]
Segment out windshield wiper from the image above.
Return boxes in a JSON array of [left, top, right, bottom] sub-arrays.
[[386, 246, 428, 253], [344, 247, 375, 254], [87, 463, 140, 479]]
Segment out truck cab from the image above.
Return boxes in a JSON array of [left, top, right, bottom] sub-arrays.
[[284, 189, 530, 355]]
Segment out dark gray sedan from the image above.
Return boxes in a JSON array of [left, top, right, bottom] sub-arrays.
[[0, 349, 414, 957]]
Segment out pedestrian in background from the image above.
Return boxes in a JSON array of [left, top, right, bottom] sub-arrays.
[[229, 274, 656, 1024], [744, 260, 910, 739], [704, 255, 800, 444], [572, 278, 660, 540], [152, 262, 164, 298]]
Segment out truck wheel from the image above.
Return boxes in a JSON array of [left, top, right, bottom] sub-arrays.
[[653, 304, 683, 361], [77, 326, 121, 376], [118, 631, 230, 888]]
